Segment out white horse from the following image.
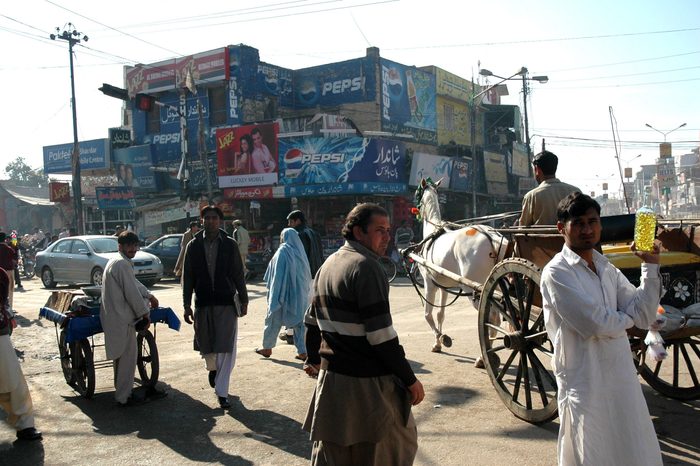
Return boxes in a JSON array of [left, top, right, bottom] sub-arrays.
[[413, 178, 509, 353]]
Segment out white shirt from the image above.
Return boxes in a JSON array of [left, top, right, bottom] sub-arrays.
[[541, 245, 663, 466]]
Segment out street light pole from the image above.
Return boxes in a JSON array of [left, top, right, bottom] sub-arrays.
[[51, 24, 88, 235], [644, 122, 687, 142]]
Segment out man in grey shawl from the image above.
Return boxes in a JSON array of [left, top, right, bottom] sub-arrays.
[[182, 205, 248, 409]]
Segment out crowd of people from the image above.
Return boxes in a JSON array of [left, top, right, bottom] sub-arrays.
[[1, 150, 667, 465]]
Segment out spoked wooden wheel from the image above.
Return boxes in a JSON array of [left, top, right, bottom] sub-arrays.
[[137, 330, 160, 387], [478, 258, 558, 424], [58, 330, 75, 385], [71, 339, 95, 398], [635, 332, 700, 400]]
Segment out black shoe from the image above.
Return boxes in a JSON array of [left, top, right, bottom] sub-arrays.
[[16, 427, 42, 441], [278, 331, 287, 342], [218, 396, 231, 409], [208, 370, 217, 388]]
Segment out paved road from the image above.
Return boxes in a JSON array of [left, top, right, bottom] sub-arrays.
[[1, 276, 698, 465]]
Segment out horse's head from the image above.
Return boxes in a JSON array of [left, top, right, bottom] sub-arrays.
[[414, 178, 442, 224]]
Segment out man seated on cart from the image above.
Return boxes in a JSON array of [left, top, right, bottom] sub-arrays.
[[541, 192, 662, 465], [101, 231, 162, 407]]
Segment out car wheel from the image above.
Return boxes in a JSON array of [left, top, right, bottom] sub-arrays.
[[41, 267, 56, 288], [90, 267, 103, 286]]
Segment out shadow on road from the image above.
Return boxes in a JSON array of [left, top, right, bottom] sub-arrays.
[[0, 437, 45, 464], [228, 395, 311, 460], [645, 387, 700, 465], [64, 386, 253, 465]]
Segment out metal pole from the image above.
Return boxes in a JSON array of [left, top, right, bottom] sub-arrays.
[[521, 71, 532, 169], [470, 90, 478, 218], [198, 100, 213, 203]]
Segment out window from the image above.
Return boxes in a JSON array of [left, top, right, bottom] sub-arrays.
[[53, 240, 73, 254], [162, 236, 182, 250], [444, 104, 454, 131], [209, 87, 227, 126], [71, 240, 90, 254]]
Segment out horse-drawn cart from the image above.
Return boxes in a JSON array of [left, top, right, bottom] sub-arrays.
[[404, 179, 700, 424], [38, 287, 180, 398]]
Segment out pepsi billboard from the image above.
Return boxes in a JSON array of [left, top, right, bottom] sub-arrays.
[[43, 138, 110, 174], [294, 57, 376, 108], [278, 137, 406, 185], [380, 58, 437, 144]]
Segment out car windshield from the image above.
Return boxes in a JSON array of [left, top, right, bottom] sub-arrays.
[[87, 237, 119, 253]]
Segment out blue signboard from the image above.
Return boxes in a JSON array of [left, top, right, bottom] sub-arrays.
[[285, 182, 407, 198], [257, 62, 293, 106], [43, 138, 110, 174], [95, 186, 136, 210], [380, 58, 437, 144], [294, 58, 376, 108], [112, 145, 157, 192], [278, 137, 406, 185]]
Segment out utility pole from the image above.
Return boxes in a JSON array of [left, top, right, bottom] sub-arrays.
[[51, 24, 88, 235], [198, 100, 213, 203], [521, 72, 532, 170]]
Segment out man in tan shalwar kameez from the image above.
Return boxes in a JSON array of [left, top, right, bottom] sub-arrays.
[[101, 232, 159, 406]]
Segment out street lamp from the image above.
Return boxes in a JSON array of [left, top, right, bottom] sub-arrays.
[[644, 122, 687, 142], [51, 23, 88, 235], [479, 67, 548, 164]]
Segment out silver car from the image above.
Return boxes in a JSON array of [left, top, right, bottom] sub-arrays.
[[35, 235, 163, 288]]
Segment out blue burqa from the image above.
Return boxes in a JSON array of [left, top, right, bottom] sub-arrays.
[[264, 228, 312, 327]]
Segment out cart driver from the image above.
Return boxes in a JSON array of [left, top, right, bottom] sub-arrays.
[[518, 151, 580, 227]]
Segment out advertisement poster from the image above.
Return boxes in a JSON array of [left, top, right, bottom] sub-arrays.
[[277, 137, 406, 185], [43, 138, 111, 174], [95, 186, 136, 210], [408, 153, 453, 188], [511, 142, 530, 177], [217, 122, 279, 188], [112, 144, 157, 192], [483, 151, 509, 195], [450, 159, 471, 192], [294, 58, 375, 108], [380, 58, 437, 144]]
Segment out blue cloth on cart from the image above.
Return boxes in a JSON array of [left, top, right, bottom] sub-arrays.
[[39, 306, 180, 343]]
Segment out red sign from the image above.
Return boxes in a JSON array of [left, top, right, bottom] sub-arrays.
[[49, 182, 70, 203], [223, 187, 274, 200]]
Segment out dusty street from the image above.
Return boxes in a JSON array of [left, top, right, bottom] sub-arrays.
[[1, 276, 698, 465]]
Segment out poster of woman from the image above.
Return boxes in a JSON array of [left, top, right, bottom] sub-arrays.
[[216, 123, 279, 188]]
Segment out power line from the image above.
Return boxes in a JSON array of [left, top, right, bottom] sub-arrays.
[[553, 65, 700, 82], [544, 76, 700, 89]]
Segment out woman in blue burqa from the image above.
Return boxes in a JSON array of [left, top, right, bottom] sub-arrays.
[[255, 228, 312, 360]]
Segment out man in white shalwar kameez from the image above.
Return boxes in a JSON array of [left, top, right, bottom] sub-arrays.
[[101, 232, 159, 406], [541, 192, 663, 466]]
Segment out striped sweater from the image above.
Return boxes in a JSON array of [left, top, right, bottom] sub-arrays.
[[306, 240, 416, 386]]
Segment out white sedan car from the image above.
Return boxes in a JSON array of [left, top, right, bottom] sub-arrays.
[[35, 235, 163, 288]]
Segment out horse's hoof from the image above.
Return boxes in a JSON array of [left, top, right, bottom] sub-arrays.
[[474, 356, 485, 368], [431, 344, 442, 353], [440, 334, 453, 348]]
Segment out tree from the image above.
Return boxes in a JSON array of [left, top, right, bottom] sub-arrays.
[[5, 157, 48, 187]]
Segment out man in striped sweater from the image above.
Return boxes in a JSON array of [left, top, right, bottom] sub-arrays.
[[303, 203, 424, 465]]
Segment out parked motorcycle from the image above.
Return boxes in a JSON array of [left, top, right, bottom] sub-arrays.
[[18, 246, 36, 279]]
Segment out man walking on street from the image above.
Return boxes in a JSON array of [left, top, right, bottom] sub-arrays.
[[541, 192, 663, 465], [174, 221, 200, 279], [303, 203, 424, 465], [0, 266, 42, 441], [232, 220, 250, 273], [101, 232, 162, 406], [182, 206, 248, 409], [0, 232, 17, 309]]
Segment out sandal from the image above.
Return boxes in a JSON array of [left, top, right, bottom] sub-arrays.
[[254, 348, 271, 358]]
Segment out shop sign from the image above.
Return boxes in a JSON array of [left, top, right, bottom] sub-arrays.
[[95, 186, 136, 210], [223, 187, 274, 200], [285, 182, 406, 198], [49, 182, 70, 203], [43, 138, 111, 174]]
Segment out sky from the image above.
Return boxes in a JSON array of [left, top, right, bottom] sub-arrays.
[[2, 0, 699, 197]]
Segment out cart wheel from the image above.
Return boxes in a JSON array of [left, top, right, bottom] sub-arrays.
[[58, 330, 75, 385], [137, 330, 160, 387], [635, 334, 700, 400], [478, 258, 558, 424], [71, 339, 95, 398]]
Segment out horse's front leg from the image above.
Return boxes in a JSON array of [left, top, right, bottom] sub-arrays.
[[423, 281, 442, 352], [435, 289, 452, 349]]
